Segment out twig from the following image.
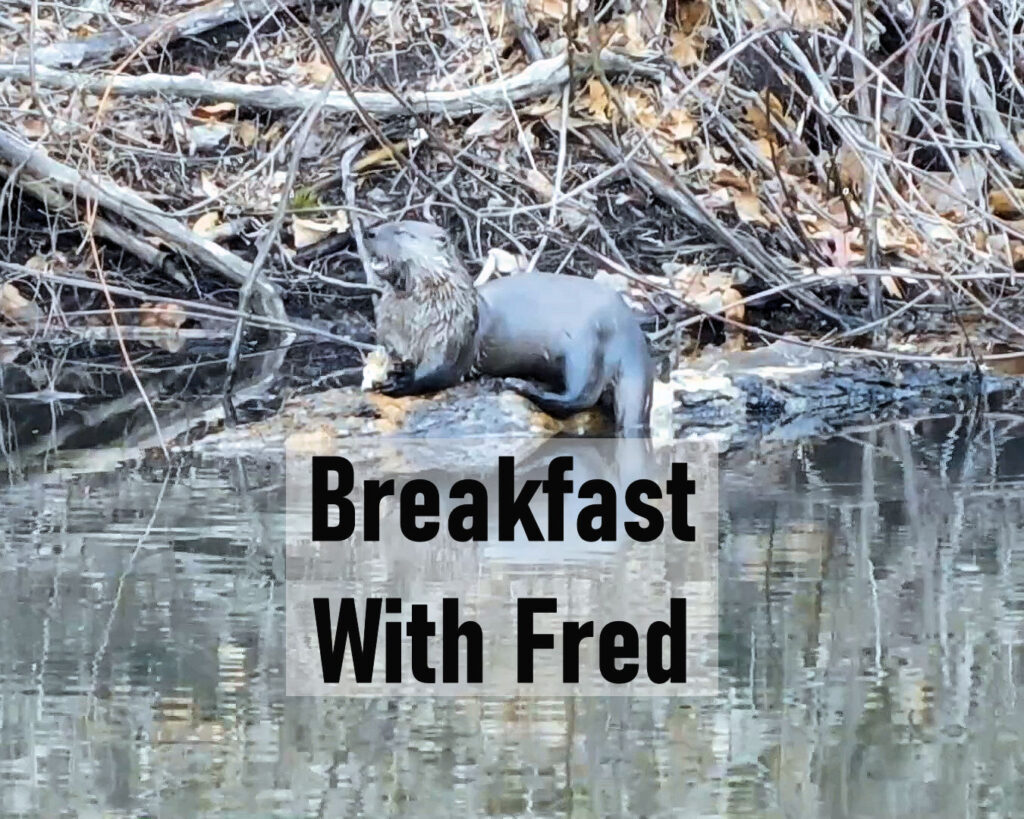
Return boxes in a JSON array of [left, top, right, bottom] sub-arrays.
[[225, 83, 334, 393], [505, 0, 544, 61]]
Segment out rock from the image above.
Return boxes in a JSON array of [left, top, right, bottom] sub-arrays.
[[184, 378, 609, 456]]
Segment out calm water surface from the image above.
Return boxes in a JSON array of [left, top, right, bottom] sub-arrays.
[[2, 416, 1023, 817]]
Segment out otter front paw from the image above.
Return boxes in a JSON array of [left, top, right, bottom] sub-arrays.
[[377, 360, 417, 396]]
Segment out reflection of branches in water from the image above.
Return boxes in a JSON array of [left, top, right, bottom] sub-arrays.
[[721, 411, 1024, 813], [0, 338, 298, 468], [87, 467, 172, 718]]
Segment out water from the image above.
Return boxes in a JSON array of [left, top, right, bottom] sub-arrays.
[[1, 416, 1023, 817]]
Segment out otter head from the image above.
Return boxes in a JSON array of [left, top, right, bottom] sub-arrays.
[[366, 221, 462, 289]]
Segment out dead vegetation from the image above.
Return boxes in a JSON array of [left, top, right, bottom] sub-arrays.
[[2, 0, 1024, 439]]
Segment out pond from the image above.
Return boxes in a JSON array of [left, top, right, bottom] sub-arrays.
[[1, 414, 1022, 817]]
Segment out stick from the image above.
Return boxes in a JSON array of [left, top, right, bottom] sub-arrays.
[[0, 49, 659, 118]]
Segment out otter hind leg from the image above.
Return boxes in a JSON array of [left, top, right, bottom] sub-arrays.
[[504, 348, 605, 419]]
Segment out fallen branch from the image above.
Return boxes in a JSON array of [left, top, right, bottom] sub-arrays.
[[0, 127, 286, 324], [0, 49, 660, 118], [13, 0, 305, 68]]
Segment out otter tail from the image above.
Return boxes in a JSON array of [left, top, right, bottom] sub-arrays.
[[613, 331, 654, 437]]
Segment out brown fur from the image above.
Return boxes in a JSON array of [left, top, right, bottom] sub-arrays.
[[368, 222, 478, 396]]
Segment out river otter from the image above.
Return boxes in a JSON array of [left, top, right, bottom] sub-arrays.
[[366, 221, 653, 436]]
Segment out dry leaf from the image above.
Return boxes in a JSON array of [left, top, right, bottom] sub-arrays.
[[744, 94, 794, 136], [296, 59, 334, 84], [528, 0, 567, 20], [785, 0, 837, 27], [722, 286, 745, 322], [293, 218, 332, 248], [19, 117, 47, 139], [291, 212, 349, 249], [835, 144, 865, 190], [733, 191, 771, 226], [713, 165, 749, 189], [235, 121, 259, 147], [877, 217, 920, 254], [139, 302, 187, 353], [662, 108, 697, 141], [880, 276, 903, 299], [194, 101, 237, 120], [199, 172, 221, 200], [140, 302, 186, 330], [668, 264, 739, 315], [990, 188, 1024, 217], [754, 138, 782, 164], [922, 222, 958, 243], [581, 78, 611, 122], [811, 225, 862, 268], [669, 30, 702, 67], [620, 12, 648, 55], [659, 143, 690, 166], [1011, 241, 1024, 268], [525, 168, 554, 199], [0, 283, 41, 325], [353, 142, 407, 172], [622, 89, 659, 130], [521, 96, 560, 117], [262, 121, 286, 145], [466, 110, 511, 139], [192, 211, 222, 237]]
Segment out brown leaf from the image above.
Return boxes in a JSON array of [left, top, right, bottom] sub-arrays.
[[295, 59, 334, 85], [140, 302, 186, 331], [291, 212, 349, 249], [139, 302, 187, 353], [668, 30, 702, 67], [235, 121, 259, 148], [662, 108, 697, 141], [192, 211, 222, 238], [880, 275, 903, 299], [580, 78, 611, 122], [990, 188, 1024, 218], [465, 110, 511, 139], [194, 101, 237, 120], [722, 286, 745, 322], [733, 190, 771, 226], [524, 169, 554, 199], [784, 0, 838, 27], [18, 117, 47, 139], [528, 0, 567, 20], [0, 283, 41, 325]]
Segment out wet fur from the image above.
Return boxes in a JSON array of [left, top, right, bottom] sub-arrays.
[[370, 222, 478, 396]]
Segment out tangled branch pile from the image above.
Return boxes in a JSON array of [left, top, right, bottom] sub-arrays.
[[2, 0, 1024, 380]]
